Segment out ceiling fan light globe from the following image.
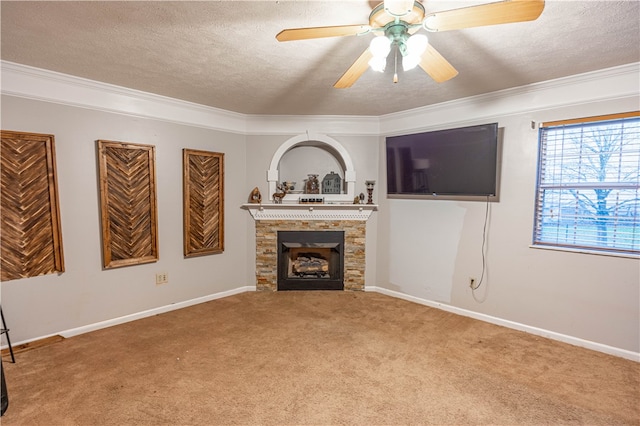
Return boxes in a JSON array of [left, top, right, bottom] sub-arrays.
[[369, 56, 387, 73], [402, 54, 421, 71], [384, 0, 414, 17], [406, 34, 428, 56], [369, 36, 391, 58]]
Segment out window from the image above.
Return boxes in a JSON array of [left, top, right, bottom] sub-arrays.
[[533, 112, 640, 256]]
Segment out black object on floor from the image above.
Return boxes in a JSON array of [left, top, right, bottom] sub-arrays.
[[0, 306, 15, 363], [1, 360, 8, 416]]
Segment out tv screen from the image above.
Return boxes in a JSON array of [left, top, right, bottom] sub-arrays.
[[386, 123, 499, 199]]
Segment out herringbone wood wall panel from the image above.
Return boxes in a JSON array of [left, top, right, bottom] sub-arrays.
[[1, 131, 64, 281], [98, 140, 158, 269], [183, 149, 224, 257]]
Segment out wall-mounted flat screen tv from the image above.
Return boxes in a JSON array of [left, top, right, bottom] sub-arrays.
[[386, 123, 500, 200]]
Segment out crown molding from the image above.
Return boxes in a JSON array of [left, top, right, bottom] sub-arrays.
[[1, 61, 249, 134], [2, 60, 638, 137], [0, 61, 379, 136], [245, 114, 380, 136], [380, 62, 640, 136]]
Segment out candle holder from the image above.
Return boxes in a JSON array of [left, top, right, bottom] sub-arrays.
[[365, 180, 376, 204]]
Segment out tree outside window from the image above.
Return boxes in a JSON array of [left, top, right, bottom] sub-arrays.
[[534, 112, 640, 256]]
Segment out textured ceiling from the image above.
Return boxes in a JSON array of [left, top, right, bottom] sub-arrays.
[[1, 1, 639, 116]]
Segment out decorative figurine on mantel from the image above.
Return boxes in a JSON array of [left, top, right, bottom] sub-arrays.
[[304, 174, 320, 194], [272, 182, 288, 204], [365, 180, 376, 204], [249, 187, 262, 204]]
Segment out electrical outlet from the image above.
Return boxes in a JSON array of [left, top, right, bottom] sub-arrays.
[[469, 277, 476, 288], [156, 272, 168, 285]]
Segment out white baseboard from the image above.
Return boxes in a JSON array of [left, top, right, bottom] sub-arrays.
[[60, 286, 256, 339], [2, 286, 255, 349], [367, 286, 640, 362], [5, 285, 638, 363]]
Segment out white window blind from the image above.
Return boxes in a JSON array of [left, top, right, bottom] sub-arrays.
[[533, 112, 640, 256]]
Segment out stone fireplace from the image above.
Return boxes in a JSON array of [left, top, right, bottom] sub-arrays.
[[253, 214, 368, 291], [245, 132, 375, 291]]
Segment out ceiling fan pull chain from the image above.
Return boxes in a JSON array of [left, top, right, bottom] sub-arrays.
[[393, 48, 399, 83]]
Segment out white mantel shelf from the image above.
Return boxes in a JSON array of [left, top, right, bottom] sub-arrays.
[[242, 203, 377, 221]]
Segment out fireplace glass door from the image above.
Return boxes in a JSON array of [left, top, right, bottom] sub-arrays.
[[277, 231, 344, 290]]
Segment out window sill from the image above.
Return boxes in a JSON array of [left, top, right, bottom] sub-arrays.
[[529, 244, 639, 259]]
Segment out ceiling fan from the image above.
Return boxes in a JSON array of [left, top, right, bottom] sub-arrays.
[[276, 0, 545, 88]]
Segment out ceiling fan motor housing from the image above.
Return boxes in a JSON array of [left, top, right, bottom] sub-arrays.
[[384, 22, 412, 55]]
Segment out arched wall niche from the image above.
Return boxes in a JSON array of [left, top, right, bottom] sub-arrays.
[[267, 133, 356, 203]]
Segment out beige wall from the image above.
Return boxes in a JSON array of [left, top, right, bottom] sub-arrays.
[[1, 63, 638, 356], [1, 95, 248, 342], [376, 96, 640, 353]]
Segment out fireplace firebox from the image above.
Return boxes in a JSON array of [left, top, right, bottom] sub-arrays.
[[277, 231, 344, 291]]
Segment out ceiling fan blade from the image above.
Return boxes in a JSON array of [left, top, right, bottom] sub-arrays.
[[334, 49, 374, 89], [276, 24, 370, 42], [423, 0, 545, 32], [418, 44, 458, 83]]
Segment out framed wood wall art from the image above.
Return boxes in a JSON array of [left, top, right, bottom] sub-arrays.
[[97, 140, 158, 269], [183, 149, 224, 257], [1, 130, 65, 281]]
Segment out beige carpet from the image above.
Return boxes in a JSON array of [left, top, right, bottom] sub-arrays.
[[1, 291, 638, 425]]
